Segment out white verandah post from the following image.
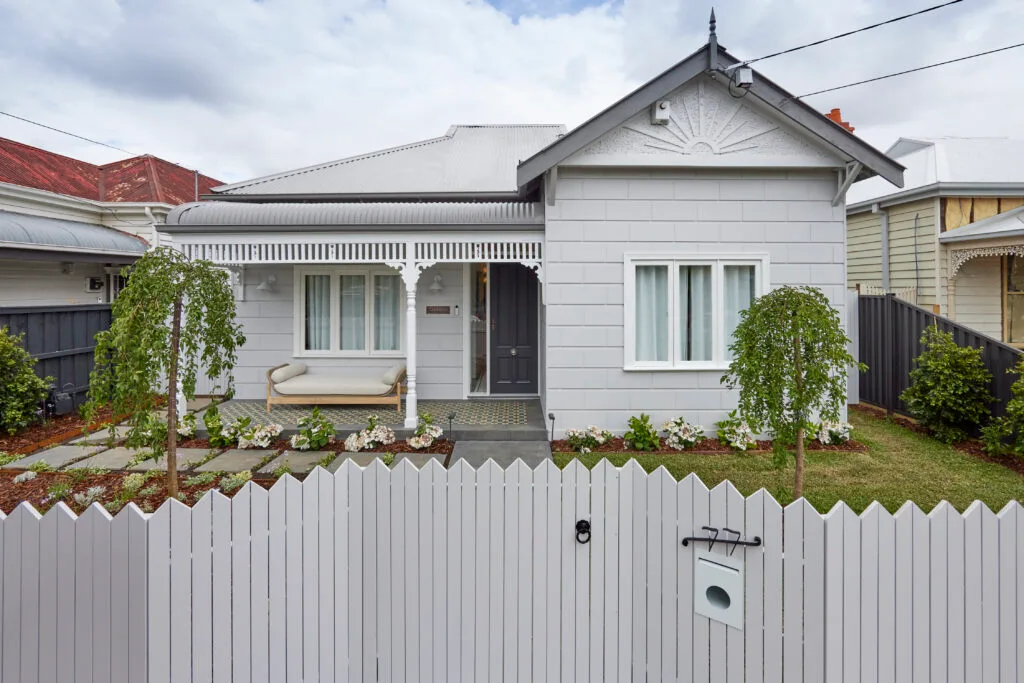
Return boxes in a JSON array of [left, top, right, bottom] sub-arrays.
[[400, 244, 421, 429]]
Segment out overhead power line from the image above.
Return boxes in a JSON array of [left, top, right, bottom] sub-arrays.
[[797, 41, 1024, 98], [0, 111, 136, 156], [744, 0, 965, 66]]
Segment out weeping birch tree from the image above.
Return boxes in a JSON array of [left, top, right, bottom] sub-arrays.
[[86, 247, 245, 497], [721, 286, 862, 498]]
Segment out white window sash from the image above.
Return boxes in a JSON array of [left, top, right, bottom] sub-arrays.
[[624, 253, 769, 370], [293, 266, 405, 358]]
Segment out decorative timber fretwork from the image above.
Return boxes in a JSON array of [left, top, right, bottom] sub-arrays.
[[949, 245, 1024, 277]]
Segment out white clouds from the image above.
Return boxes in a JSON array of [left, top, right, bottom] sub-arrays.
[[0, 0, 1021, 183]]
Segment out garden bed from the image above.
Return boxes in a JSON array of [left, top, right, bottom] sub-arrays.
[[0, 407, 117, 455], [311, 438, 455, 456], [550, 436, 867, 455]]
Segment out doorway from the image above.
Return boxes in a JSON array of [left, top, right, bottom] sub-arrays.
[[466, 263, 539, 395]]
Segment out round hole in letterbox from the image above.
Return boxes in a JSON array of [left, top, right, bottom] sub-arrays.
[[706, 585, 731, 610]]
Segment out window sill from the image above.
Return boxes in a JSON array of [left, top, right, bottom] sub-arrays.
[[294, 351, 406, 359], [623, 363, 731, 372]]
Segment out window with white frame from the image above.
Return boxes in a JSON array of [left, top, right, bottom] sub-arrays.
[[296, 267, 404, 356], [624, 254, 768, 369]]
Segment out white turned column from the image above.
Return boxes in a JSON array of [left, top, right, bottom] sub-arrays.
[[404, 284, 418, 428]]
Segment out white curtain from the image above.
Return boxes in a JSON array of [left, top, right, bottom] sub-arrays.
[[724, 265, 756, 355], [635, 265, 668, 362], [340, 274, 366, 350], [374, 274, 401, 351], [304, 275, 330, 351], [679, 265, 712, 360]]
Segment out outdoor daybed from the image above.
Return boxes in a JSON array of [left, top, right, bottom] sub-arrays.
[[266, 362, 406, 412]]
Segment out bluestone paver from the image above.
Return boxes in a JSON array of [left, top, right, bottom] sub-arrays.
[[449, 441, 552, 469], [67, 446, 146, 470], [326, 452, 382, 470], [196, 449, 276, 473], [258, 451, 331, 475], [69, 426, 123, 444], [393, 452, 445, 469], [3, 444, 108, 470], [129, 449, 214, 472]]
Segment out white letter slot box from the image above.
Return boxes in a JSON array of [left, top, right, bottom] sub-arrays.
[[694, 549, 744, 630]]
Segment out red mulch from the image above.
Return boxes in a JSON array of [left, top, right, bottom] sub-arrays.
[[318, 438, 455, 456], [550, 436, 867, 455], [0, 407, 117, 455], [0, 470, 275, 516], [177, 437, 216, 449]]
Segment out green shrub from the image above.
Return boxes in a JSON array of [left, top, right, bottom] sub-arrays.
[[204, 405, 236, 448], [900, 326, 992, 443], [982, 359, 1024, 456], [0, 326, 51, 434], [290, 407, 335, 451], [623, 413, 660, 451]]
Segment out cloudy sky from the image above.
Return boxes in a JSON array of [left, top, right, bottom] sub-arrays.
[[1, 0, 1021, 184]]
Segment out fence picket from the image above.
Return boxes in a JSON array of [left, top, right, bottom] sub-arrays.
[[303, 471, 321, 683], [744, 490, 766, 683], [424, 460, 447, 683], [943, 503, 965, 683], [448, 460, 474, 683], [191, 493, 214, 683], [894, 503, 914, 683], [997, 503, 1019, 683], [285, 476, 303, 683], [963, 502, 983, 680], [314, 468, 335, 683], [803, 500, 825, 683], [645, 468, 666, 683], [725, 481, 745, 683], [251, 483, 273, 683], [210, 492, 230, 683], [660, 469, 681, 683], [785, 500, 807, 683], [169, 499, 192, 683], [930, 502, 952, 683], [762, 492, 783, 683], [230, 485, 252, 683], [534, 459, 560, 683], [74, 503, 96, 681], [911, 504, 931, 683], [267, 478, 287, 683], [38, 505, 60, 683], [690, 474, 712, 683], [504, 460, 528, 683], [861, 504, 882, 683], [484, 460, 507, 682], [843, 504, 861, 683], [589, 459, 611, 683], [709, 483, 728, 683]]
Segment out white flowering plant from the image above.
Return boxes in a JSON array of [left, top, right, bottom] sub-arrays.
[[814, 420, 853, 445], [564, 425, 614, 453], [238, 422, 283, 449], [662, 417, 705, 450], [13, 470, 36, 484], [407, 412, 444, 450], [716, 410, 757, 451], [176, 412, 196, 439], [72, 485, 107, 508], [289, 407, 335, 451], [344, 414, 396, 452]]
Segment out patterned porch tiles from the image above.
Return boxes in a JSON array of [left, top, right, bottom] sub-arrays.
[[3, 444, 108, 470], [213, 399, 528, 426]]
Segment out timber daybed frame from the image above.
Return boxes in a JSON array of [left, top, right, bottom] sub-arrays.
[[266, 363, 406, 413]]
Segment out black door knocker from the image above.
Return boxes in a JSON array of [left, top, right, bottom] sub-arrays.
[[576, 519, 591, 545]]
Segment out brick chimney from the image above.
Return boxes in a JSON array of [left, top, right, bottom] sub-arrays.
[[826, 108, 854, 132]]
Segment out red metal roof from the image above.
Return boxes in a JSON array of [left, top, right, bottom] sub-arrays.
[[0, 137, 222, 205]]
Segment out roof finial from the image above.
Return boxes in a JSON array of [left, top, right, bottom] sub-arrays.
[[709, 8, 716, 37]]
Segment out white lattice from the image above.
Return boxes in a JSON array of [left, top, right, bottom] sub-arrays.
[[181, 241, 408, 265]]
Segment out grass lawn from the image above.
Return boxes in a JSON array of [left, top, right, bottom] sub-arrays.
[[552, 408, 1024, 514]]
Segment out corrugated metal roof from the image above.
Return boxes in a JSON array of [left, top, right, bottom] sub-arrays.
[[212, 125, 566, 197], [848, 137, 1024, 206], [165, 201, 544, 229], [0, 210, 147, 255], [939, 205, 1024, 244], [0, 137, 223, 204]]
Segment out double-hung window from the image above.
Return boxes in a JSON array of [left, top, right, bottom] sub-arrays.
[[296, 267, 404, 356], [624, 254, 768, 369]]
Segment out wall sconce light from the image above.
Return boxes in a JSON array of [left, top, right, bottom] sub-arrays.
[[60, 262, 74, 275], [256, 274, 277, 293], [429, 274, 444, 294]]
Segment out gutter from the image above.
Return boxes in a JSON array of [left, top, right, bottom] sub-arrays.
[[160, 223, 545, 234], [201, 191, 529, 203], [0, 240, 145, 258], [848, 182, 1024, 214]]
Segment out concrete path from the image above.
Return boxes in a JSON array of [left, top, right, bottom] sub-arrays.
[[131, 449, 214, 472], [449, 441, 552, 469], [69, 426, 123, 444], [326, 453, 382, 471], [67, 446, 146, 470], [258, 451, 332, 475], [195, 449, 274, 473], [3, 444, 108, 470], [393, 452, 445, 469]]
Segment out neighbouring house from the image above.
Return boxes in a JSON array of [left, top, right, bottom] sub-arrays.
[[846, 137, 1024, 343], [0, 137, 222, 306], [160, 21, 903, 435]]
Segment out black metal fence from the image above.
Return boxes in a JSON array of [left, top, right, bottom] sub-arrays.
[[0, 304, 111, 414], [859, 294, 1021, 418]]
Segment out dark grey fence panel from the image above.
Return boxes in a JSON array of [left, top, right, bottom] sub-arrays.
[[858, 294, 1021, 418], [0, 304, 111, 414]]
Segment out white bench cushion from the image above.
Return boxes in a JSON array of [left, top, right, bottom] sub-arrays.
[[381, 363, 405, 386], [270, 362, 307, 384], [273, 374, 394, 396]]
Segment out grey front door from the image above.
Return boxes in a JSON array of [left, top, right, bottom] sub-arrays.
[[489, 263, 538, 394]]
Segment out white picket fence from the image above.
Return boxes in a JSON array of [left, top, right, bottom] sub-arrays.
[[1, 459, 1022, 683]]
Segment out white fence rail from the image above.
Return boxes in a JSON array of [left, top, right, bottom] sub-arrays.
[[1, 459, 1022, 683]]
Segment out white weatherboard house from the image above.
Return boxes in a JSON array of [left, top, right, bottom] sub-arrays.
[[161, 28, 903, 436]]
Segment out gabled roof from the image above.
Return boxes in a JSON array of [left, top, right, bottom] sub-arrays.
[[0, 137, 223, 205], [516, 43, 904, 189], [939, 205, 1024, 244], [211, 125, 567, 199], [847, 137, 1024, 210], [0, 209, 146, 258]]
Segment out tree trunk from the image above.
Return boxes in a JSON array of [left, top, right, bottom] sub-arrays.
[[793, 329, 805, 499], [166, 296, 182, 498]]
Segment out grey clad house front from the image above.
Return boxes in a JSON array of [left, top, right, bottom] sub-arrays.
[[161, 32, 903, 436]]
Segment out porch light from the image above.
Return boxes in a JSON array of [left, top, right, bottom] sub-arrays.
[[256, 274, 277, 292], [429, 274, 444, 293]]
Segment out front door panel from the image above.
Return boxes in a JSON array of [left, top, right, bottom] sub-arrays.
[[490, 263, 538, 394]]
